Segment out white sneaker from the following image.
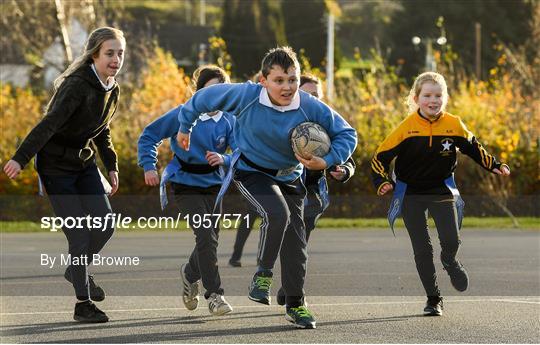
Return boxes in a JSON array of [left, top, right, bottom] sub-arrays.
[[207, 293, 233, 316], [180, 263, 200, 311]]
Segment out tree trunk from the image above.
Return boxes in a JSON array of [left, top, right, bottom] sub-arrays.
[[493, 198, 520, 228], [54, 0, 73, 65]]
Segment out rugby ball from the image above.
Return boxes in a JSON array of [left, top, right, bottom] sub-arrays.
[[290, 122, 331, 158]]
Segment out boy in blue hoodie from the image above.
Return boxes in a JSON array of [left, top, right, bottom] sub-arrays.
[[176, 47, 357, 329], [138, 65, 235, 316]]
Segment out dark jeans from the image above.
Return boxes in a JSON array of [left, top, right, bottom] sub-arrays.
[[401, 194, 461, 297], [171, 183, 223, 299], [234, 170, 307, 307], [40, 164, 114, 300]]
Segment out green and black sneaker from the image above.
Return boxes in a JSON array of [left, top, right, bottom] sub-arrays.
[[285, 305, 316, 329], [248, 270, 273, 305]]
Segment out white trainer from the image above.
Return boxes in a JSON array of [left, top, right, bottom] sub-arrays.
[[180, 263, 200, 311], [207, 293, 233, 316]]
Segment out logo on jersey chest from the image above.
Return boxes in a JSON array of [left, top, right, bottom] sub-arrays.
[[440, 138, 454, 156], [215, 135, 227, 149]]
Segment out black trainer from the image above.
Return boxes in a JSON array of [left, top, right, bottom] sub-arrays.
[[423, 296, 443, 316], [74, 300, 109, 323], [228, 258, 242, 267], [65, 270, 106, 302], [441, 258, 469, 292], [285, 305, 316, 329], [276, 287, 286, 306]]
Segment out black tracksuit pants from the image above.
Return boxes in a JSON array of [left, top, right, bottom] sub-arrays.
[[401, 194, 461, 297], [40, 163, 114, 300], [303, 180, 325, 242], [172, 183, 224, 299], [231, 179, 323, 260], [234, 170, 307, 306], [230, 205, 258, 262]]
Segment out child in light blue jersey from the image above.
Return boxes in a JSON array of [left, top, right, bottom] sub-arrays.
[[176, 47, 358, 329], [138, 65, 235, 316], [226, 74, 357, 309]]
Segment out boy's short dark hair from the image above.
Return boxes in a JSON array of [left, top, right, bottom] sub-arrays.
[[300, 74, 320, 87], [261, 46, 300, 77]]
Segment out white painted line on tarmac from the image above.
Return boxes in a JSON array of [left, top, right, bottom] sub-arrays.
[[0, 304, 273, 316], [2, 298, 538, 316], [491, 298, 540, 305], [308, 298, 540, 307], [0, 272, 411, 285]]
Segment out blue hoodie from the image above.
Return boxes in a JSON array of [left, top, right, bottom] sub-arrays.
[[178, 82, 357, 182], [138, 105, 236, 188]]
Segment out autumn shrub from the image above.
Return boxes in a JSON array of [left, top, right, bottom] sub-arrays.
[[1, 43, 537, 218], [0, 84, 44, 194], [325, 44, 538, 217], [111, 46, 190, 194]]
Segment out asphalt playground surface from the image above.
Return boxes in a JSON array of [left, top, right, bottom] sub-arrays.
[[1, 228, 539, 343]]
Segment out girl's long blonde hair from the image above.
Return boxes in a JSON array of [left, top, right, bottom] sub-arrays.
[[53, 27, 125, 90], [406, 72, 449, 114]]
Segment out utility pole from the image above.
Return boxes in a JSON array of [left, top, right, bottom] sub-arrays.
[[425, 38, 435, 71], [475, 22, 482, 79], [326, 13, 335, 102], [198, 43, 208, 66], [200, 0, 206, 26], [185, 1, 191, 25], [412, 36, 446, 72]]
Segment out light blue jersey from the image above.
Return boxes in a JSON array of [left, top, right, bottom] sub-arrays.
[[178, 82, 357, 182], [138, 105, 236, 188]]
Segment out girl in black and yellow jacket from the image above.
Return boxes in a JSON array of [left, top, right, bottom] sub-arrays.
[[371, 72, 510, 316], [3, 27, 126, 323]]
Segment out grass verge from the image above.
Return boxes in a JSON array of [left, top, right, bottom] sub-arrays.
[[0, 217, 537, 233]]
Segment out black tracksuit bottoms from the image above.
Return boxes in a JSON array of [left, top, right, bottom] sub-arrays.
[[233, 169, 308, 306], [172, 183, 224, 299], [230, 205, 258, 262], [231, 179, 323, 261], [401, 194, 461, 297], [40, 163, 114, 300]]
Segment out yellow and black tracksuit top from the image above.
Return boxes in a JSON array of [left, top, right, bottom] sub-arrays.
[[371, 110, 503, 195]]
